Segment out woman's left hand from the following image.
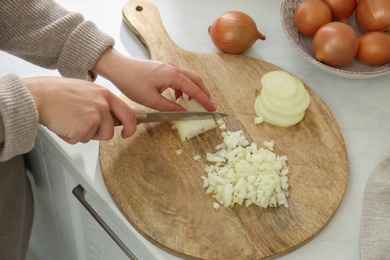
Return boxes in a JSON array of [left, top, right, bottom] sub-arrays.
[[92, 48, 217, 112]]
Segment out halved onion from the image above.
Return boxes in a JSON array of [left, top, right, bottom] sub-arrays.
[[173, 97, 218, 141]]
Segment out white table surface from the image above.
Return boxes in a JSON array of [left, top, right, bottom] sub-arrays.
[[2, 0, 390, 259]]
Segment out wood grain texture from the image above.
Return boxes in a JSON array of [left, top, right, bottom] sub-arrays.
[[99, 0, 349, 259]]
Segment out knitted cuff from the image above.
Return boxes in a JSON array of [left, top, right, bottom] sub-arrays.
[[57, 21, 115, 82], [0, 74, 39, 161]]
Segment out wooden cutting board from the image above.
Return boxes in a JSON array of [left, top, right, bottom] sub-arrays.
[[100, 0, 349, 259]]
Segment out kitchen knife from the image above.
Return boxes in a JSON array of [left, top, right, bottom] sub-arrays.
[[112, 111, 227, 126]]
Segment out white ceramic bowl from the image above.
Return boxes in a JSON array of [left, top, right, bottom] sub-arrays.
[[280, 0, 390, 79]]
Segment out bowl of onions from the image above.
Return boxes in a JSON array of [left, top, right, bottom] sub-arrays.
[[280, 0, 390, 79]]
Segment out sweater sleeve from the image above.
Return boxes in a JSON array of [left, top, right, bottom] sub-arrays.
[[0, 0, 115, 81], [0, 74, 39, 161]]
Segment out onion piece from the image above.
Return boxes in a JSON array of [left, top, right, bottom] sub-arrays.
[[254, 116, 264, 125], [193, 155, 202, 161], [254, 70, 310, 127], [255, 96, 305, 127], [213, 202, 221, 209], [260, 86, 310, 117], [201, 130, 289, 208], [261, 70, 299, 99], [173, 97, 217, 141]]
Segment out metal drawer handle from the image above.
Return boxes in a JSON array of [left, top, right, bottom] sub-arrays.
[[72, 185, 138, 260]]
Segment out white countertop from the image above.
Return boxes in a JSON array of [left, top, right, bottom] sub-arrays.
[[2, 0, 390, 259]]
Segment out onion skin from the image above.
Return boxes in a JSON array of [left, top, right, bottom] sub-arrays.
[[355, 0, 390, 33], [321, 0, 356, 23], [208, 11, 265, 54], [293, 0, 332, 37], [312, 22, 359, 67], [356, 32, 390, 65]]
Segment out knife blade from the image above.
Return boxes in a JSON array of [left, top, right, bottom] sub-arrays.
[[112, 111, 227, 126]]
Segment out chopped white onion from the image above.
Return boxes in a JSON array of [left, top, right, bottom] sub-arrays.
[[263, 140, 275, 151], [217, 118, 224, 125], [202, 130, 289, 208], [254, 116, 264, 125], [193, 154, 201, 161], [213, 202, 221, 209], [219, 123, 227, 130]]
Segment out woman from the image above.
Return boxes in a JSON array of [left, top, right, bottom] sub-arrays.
[[0, 1, 216, 259]]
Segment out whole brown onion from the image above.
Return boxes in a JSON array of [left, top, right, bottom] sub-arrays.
[[321, 0, 356, 23], [355, 0, 390, 33], [356, 31, 390, 65], [208, 11, 266, 54], [293, 0, 332, 37], [312, 22, 359, 67]]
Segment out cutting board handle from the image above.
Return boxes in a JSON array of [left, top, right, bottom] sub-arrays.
[[122, 0, 184, 59]]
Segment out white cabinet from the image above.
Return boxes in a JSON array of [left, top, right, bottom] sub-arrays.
[[27, 136, 132, 260]]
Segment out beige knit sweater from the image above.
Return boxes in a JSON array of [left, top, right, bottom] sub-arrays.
[[0, 0, 115, 161]]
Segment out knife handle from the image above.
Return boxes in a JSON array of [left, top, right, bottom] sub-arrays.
[[112, 113, 147, 126]]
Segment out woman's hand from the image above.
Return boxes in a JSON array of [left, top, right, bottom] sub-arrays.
[[92, 48, 217, 112], [23, 48, 216, 145], [24, 76, 136, 144]]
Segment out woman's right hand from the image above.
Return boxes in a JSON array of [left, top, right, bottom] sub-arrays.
[[23, 76, 136, 144]]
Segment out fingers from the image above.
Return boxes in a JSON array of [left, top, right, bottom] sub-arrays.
[[59, 112, 115, 144], [108, 96, 137, 138], [141, 90, 185, 112], [60, 89, 136, 144], [180, 68, 212, 99], [26, 76, 137, 145], [161, 62, 216, 112], [99, 56, 216, 113], [169, 70, 216, 112], [90, 90, 137, 141], [44, 58, 216, 145], [88, 113, 115, 142]]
